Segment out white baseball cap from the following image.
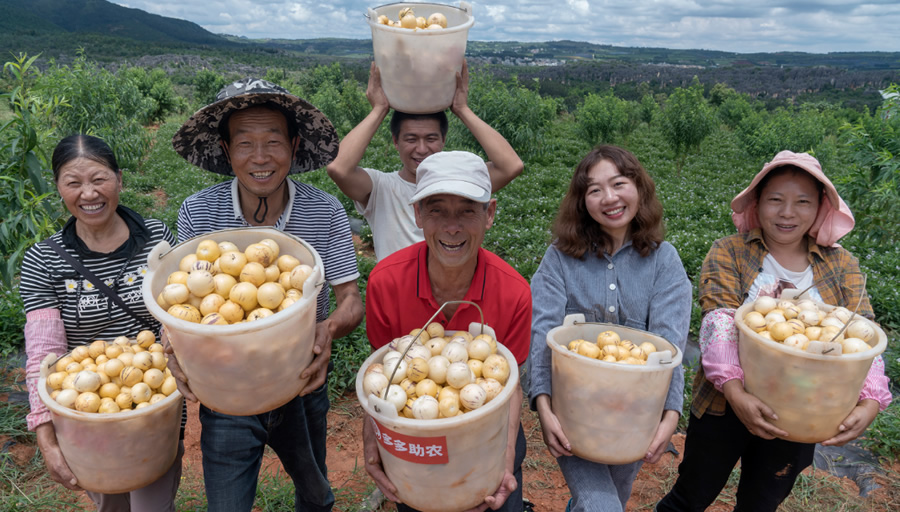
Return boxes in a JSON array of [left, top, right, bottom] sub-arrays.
[[409, 151, 492, 204]]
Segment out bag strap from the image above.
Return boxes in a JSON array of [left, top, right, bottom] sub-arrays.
[[44, 238, 149, 327]]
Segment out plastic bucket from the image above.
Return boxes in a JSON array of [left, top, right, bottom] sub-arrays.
[[141, 227, 324, 416], [368, 2, 474, 113], [38, 360, 183, 494], [735, 300, 887, 443], [546, 314, 682, 464], [356, 324, 518, 512]]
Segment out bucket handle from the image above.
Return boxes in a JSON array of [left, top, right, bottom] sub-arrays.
[[785, 271, 869, 353], [383, 300, 488, 397], [564, 314, 679, 365]]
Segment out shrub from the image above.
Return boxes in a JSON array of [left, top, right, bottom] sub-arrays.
[[34, 51, 152, 171], [0, 53, 67, 288], [660, 78, 716, 174], [461, 72, 558, 158], [192, 69, 227, 108], [119, 66, 186, 124], [575, 92, 631, 144]]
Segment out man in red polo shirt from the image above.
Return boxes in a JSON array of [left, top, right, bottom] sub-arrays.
[[363, 150, 531, 512]]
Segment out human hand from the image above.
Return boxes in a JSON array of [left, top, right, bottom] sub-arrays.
[[450, 60, 470, 116], [363, 415, 401, 503], [536, 395, 572, 458], [35, 423, 81, 490], [463, 469, 517, 512], [299, 321, 333, 396], [366, 62, 390, 112], [161, 328, 196, 402], [821, 399, 880, 446], [644, 410, 680, 463], [722, 380, 788, 439]]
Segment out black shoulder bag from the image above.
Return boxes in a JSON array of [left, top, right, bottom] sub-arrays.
[[44, 238, 149, 327]]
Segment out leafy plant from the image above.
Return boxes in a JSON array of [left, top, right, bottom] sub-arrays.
[[0, 52, 67, 288], [838, 84, 900, 244], [575, 92, 631, 144], [34, 50, 153, 171], [660, 78, 716, 174]]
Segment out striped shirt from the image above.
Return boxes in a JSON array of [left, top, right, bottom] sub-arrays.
[[692, 229, 885, 418], [176, 178, 360, 321], [21, 207, 176, 430]]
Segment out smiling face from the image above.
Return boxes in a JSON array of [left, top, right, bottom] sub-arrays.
[[393, 119, 445, 180], [56, 157, 122, 229], [415, 194, 496, 271], [584, 159, 640, 244], [757, 171, 821, 250], [222, 107, 298, 200]]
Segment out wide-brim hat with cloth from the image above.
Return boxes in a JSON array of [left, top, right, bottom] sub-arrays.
[[172, 78, 339, 175], [409, 151, 492, 204], [731, 150, 854, 247]]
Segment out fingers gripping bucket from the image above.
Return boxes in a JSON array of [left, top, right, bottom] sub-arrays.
[[142, 227, 324, 416], [735, 300, 887, 443], [368, 2, 474, 113], [38, 358, 183, 494], [356, 324, 518, 512], [546, 314, 682, 464]]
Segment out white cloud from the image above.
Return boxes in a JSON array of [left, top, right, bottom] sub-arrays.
[[111, 1, 900, 52]]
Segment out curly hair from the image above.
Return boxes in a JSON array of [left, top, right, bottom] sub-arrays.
[[552, 145, 664, 258]]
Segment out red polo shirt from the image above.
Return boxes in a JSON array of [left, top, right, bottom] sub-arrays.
[[365, 241, 531, 365]]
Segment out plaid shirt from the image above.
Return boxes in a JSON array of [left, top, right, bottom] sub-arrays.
[[692, 229, 873, 417]]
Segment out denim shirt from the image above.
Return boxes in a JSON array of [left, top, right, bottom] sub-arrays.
[[528, 240, 693, 413]]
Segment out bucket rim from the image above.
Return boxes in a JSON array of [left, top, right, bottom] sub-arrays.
[[38, 368, 183, 423], [735, 301, 887, 361], [545, 317, 683, 371], [357, 341, 519, 430], [141, 227, 325, 336], [367, 2, 475, 33]]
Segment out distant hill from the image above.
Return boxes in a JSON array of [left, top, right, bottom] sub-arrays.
[[0, 0, 227, 45]]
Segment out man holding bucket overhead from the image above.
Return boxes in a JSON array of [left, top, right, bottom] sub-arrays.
[[362, 151, 532, 512], [168, 78, 364, 511], [327, 61, 524, 261]]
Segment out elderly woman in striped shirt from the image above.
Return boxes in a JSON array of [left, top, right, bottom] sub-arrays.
[[657, 151, 892, 512], [21, 134, 181, 512]]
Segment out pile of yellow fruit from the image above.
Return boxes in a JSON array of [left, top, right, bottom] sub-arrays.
[[376, 7, 448, 30], [743, 297, 877, 355], [566, 331, 657, 365], [46, 331, 177, 413], [157, 238, 312, 325], [362, 323, 511, 420]]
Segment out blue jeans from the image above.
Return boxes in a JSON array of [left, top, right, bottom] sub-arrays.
[[199, 383, 334, 512], [557, 455, 643, 512]]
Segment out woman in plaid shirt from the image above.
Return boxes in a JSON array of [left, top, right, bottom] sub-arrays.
[[657, 151, 892, 511]]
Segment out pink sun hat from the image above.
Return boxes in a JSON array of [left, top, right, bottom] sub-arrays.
[[731, 150, 855, 247]]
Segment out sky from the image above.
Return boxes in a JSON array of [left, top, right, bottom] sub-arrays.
[[113, 1, 900, 54]]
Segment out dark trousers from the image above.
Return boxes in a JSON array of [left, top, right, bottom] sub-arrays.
[[657, 404, 815, 512], [396, 422, 527, 512]]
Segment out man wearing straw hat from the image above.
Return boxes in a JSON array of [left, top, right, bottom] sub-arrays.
[[327, 61, 524, 261], [362, 150, 531, 512], [168, 78, 364, 511]]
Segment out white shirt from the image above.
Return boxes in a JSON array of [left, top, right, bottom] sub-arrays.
[[747, 253, 822, 303], [354, 168, 423, 261]]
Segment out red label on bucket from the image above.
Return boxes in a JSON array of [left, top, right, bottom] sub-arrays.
[[372, 419, 449, 464]]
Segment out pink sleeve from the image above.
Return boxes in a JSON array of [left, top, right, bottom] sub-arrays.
[[25, 309, 67, 431], [698, 309, 745, 392], [859, 355, 892, 411]]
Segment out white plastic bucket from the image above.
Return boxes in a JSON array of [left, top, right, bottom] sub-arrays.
[[38, 359, 183, 494], [735, 300, 887, 443], [368, 2, 474, 113], [546, 314, 682, 464], [141, 227, 324, 416], [356, 324, 518, 512]]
